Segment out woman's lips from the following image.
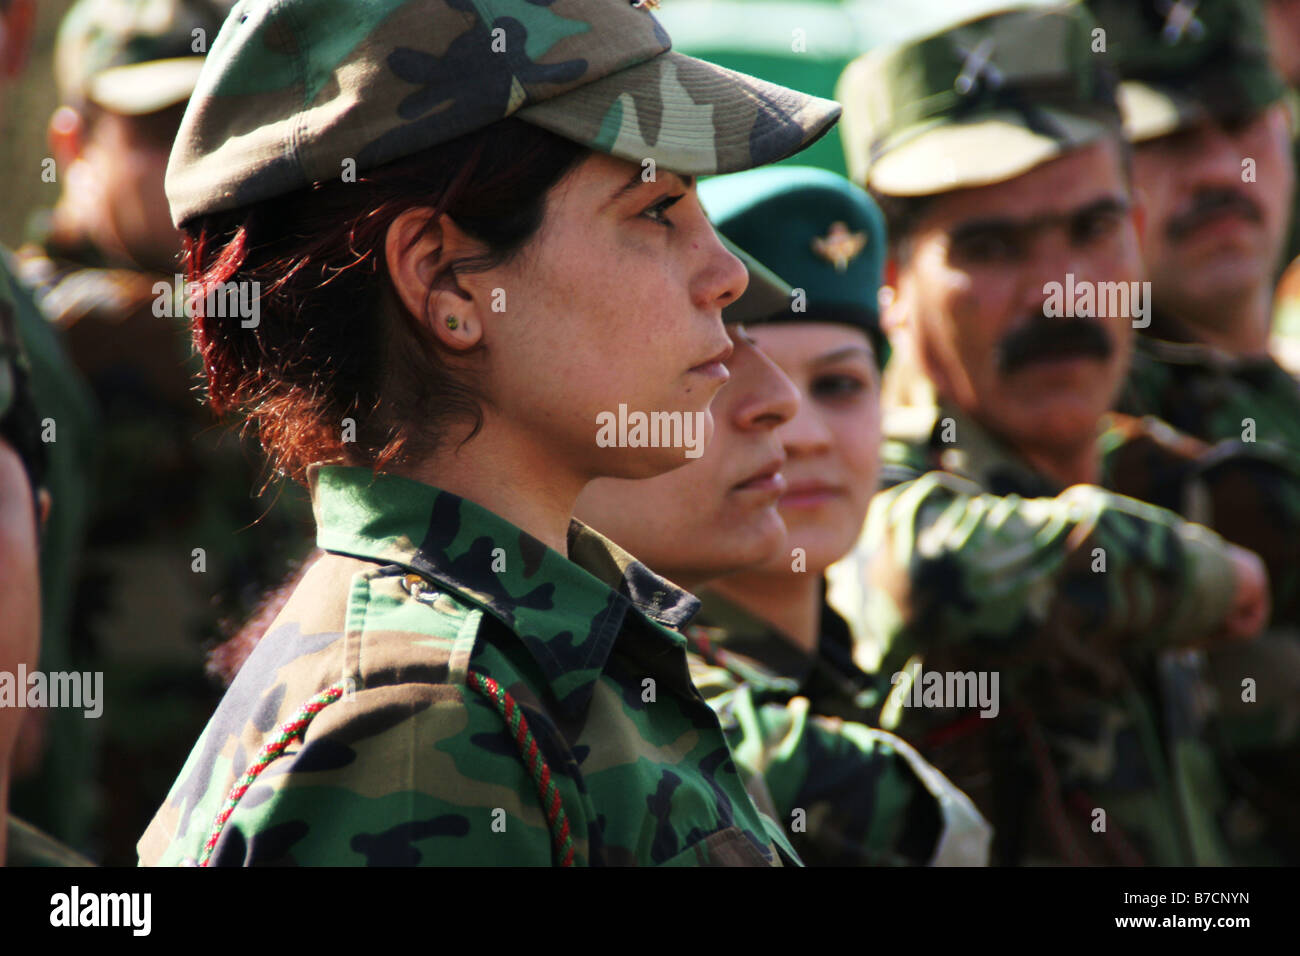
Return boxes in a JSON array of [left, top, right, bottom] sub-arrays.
[[734, 461, 786, 496], [687, 360, 731, 382], [689, 341, 735, 381], [780, 483, 845, 510]]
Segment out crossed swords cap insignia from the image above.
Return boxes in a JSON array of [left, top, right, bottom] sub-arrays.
[[1157, 0, 1205, 45]]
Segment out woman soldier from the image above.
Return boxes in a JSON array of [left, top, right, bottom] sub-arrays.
[[138, 0, 838, 867], [690, 166, 890, 720], [573, 228, 991, 866]]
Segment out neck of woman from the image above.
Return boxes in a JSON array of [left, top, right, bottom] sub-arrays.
[[403, 418, 585, 557], [707, 569, 823, 656]]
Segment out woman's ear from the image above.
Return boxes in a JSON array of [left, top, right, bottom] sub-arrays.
[[384, 209, 485, 351]]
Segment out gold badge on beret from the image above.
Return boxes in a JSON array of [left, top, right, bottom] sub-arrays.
[[812, 222, 867, 272]]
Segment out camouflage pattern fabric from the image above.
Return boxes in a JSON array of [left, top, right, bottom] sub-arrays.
[[56, 0, 236, 114], [140, 465, 798, 866], [685, 592, 991, 866], [13, 237, 314, 865], [1113, 331, 1300, 865], [1085, 0, 1285, 144], [5, 818, 95, 868], [836, 3, 1120, 196], [826, 386, 1250, 866], [165, 0, 841, 226], [694, 588, 880, 723], [1118, 320, 1300, 462]]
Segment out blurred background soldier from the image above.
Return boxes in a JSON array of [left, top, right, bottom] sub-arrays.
[[830, 1, 1275, 865], [1089, 0, 1300, 448], [10, 0, 314, 864], [0, 0, 99, 860], [1090, 0, 1300, 863]]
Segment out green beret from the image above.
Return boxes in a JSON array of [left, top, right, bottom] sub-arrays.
[[701, 165, 888, 367]]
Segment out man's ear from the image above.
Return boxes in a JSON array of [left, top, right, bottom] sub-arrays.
[[880, 255, 907, 340], [1129, 188, 1147, 249], [36, 488, 50, 531], [47, 107, 86, 170], [384, 209, 486, 352], [0, 0, 35, 79]]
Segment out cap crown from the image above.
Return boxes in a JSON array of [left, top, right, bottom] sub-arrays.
[[839, 3, 1120, 194]]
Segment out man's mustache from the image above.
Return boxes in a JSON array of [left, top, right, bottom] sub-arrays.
[[1167, 189, 1262, 241], [998, 318, 1114, 376]]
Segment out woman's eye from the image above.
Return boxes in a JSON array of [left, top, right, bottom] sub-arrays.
[[811, 374, 867, 400], [642, 193, 685, 226]]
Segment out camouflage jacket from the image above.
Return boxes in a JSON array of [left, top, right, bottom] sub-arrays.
[[12, 236, 314, 864], [827, 392, 1246, 866], [686, 591, 991, 866], [1116, 320, 1300, 862], [1119, 319, 1300, 459], [139, 465, 798, 867]]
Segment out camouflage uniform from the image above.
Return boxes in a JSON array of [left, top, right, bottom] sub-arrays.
[[828, 390, 1251, 865], [686, 592, 991, 866], [686, 165, 991, 863], [1083, 0, 1300, 458], [1088, 0, 1300, 862], [143, 0, 840, 865], [140, 467, 798, 866], [831, 3, 1279, 865], [13, 0, 314, 865]]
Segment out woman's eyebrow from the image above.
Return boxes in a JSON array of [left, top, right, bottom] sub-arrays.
[[603, 170, 694, 209], [811, 345, 875, 367]]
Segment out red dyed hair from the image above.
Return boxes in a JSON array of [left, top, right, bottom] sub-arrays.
[[183, 118, 588, 485]]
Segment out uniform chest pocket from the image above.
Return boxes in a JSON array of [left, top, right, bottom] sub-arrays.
[[655, 826, 781, 867]]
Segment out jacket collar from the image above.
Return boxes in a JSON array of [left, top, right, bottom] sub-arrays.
[[309, 465, 700, 715]]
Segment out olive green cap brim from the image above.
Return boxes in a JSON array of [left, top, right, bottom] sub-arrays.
[[1118, 77, 1284, 143], [867, 107, 1113, 196], [165, 0, 842, 228], [517, 51, 842, 178], [88, 57, 208, 115]]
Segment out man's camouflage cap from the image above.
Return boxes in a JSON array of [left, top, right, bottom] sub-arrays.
[[836, 2, 1122, 196], [56, 0, 236, 115], [701, 165, 889, 366], [1086, 0, 1286, 143], [165, 0, 842, 227]]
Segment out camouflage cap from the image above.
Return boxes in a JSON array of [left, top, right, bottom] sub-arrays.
[[701, 165, 889, 365], [55, 0, 236, 115], [1086, 0, 1286, 143], [165, 0, 842, 227], [836, 2, 1121, 196]]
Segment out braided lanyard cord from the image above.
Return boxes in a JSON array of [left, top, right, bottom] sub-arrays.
[[465, 672, 576, 866], [199, 683, 347, 866]]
